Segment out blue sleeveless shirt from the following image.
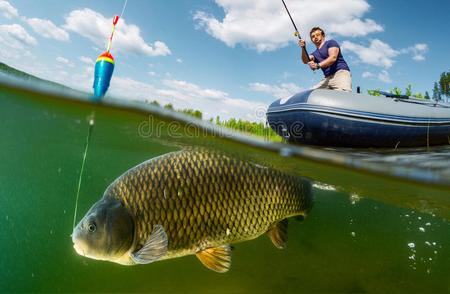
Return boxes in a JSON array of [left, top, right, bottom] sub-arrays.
[[312, 39, 350, 77]]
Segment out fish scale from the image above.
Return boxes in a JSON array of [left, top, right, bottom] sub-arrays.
[[104, 149, 312, 258]]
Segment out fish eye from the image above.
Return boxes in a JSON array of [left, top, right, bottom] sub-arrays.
[[87, 223, 97, 233]]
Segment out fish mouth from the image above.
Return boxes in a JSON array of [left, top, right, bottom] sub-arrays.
[[73, 242, 86, 257], [72, 232, 86, 257]]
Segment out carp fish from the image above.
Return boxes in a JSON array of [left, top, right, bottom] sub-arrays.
[[72, 149, 313, 273]]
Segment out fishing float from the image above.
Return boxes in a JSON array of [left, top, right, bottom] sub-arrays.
[[92, 15, 119, 101], [92, 0, 128, 101]]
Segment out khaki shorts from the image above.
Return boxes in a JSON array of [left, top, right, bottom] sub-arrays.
[[312, 69, 352, 92]]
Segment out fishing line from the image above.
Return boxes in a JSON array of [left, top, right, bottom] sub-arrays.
[[106, 0, 128, 52], [73, 113, 95, 229], [119, 0, 128, 19]]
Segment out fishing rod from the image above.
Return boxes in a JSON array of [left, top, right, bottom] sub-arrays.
[[280, 0, 309, 57]]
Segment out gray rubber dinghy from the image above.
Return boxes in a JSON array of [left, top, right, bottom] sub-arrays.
[[267, 89, 450, 148]]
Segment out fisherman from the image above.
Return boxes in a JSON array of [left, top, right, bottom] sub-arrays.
[[299, 27, 352, 92]]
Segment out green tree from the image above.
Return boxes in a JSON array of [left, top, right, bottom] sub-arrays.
[[164, 103, 174, 110], [367, 89, 381, 96], [149, 100, 160, 107], [439, 71, 450, 102], [414, 92, 424, 99], [432, 82, 441, 101], [181, 108, 203, 119], [391, 87, 402, 96], [405, 85, 412, 96], [424, 91, 430, 100]]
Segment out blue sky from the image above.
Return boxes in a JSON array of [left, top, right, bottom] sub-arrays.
[[0, 0, 449, 120]]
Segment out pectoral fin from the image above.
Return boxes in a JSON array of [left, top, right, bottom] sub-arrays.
[[196, 245, 231, 273], [268, 219, 288, 249], [131, 224, 168, 265]]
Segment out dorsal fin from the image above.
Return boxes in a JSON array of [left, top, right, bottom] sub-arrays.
[[267, 219, 288, 249], [196, 245, 231, 273], [131, 224, 168, 264]]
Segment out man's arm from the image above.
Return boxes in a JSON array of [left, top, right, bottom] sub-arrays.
[[317, 47, 339, 68], [298, 40, 314, 64]]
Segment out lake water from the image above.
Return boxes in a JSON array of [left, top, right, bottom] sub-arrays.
[[0, 79, 449, 293]]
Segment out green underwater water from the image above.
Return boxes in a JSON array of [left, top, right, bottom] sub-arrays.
[[0, 82, 449, 293]]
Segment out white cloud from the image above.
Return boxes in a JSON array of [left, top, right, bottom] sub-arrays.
[[162, 79, 230, 101], [194, 0, 383, 52], [249, 82, 303, 99], [176, 58, 183, 63], [378, 70, 392, 83], [327, 18, 383, 38], [35, 58, 94, 92], [0, 24, 36, 47], [25, 18, 69, 42], [343, 40, 429, 68], [107, 77, 265, 121], [56, 56, 75, 68], [401, 43, 428, 61], [0, 24, 36, 60], [342, 39, 399, 68], [148, 71, 156, 76], [0, 0, 18, 19], [79, 56, 94, 65], [362, 70, 392, 83], [64, 8, 171, 57], [362, 71, 373, 78]]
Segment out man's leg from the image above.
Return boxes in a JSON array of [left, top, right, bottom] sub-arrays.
[[329, 70, 352, 92], [311, 76, 331, 90]]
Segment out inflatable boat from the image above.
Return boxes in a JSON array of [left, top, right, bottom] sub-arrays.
[[267, 89, 450, 148]]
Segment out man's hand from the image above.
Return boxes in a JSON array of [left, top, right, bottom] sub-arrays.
[[298, 39, 306, 47], [307, 61, 320, 71]]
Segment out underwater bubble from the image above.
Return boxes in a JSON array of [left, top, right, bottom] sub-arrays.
[[312, 182, 337, 191], [349, 193, 360, 205], [279, 147, 293, 157], [419, 227, 425, 232], [408, 243, 415, 249]]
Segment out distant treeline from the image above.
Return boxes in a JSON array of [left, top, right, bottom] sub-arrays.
[[148, 100, 281, 142], [367, 70, 450, 102]]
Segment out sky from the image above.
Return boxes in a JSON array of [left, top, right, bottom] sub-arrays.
[[0, 0, 449, 121]]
